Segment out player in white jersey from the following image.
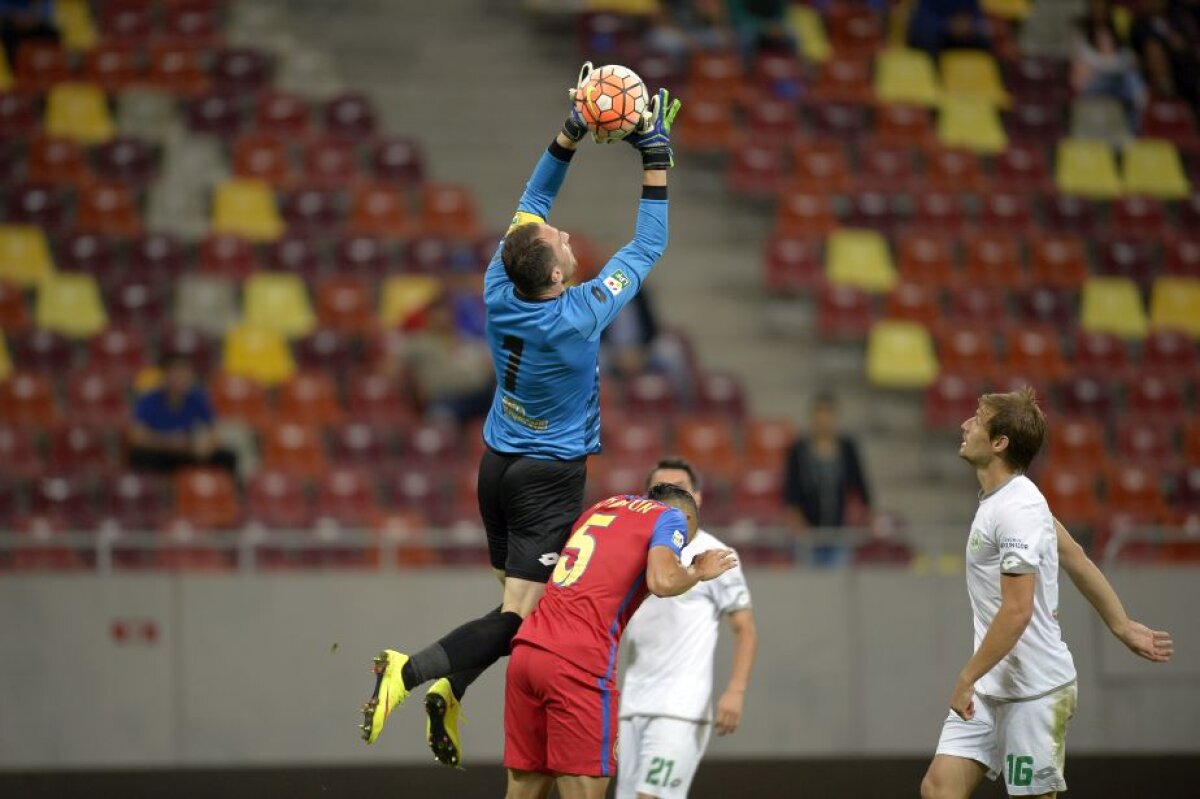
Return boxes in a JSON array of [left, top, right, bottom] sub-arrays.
[[617, 458, 758, 799], [922, 388, 1174, 799]]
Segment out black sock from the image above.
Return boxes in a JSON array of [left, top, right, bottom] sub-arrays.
[[447, 666, 489, 701], [400, 607, 522, 690]]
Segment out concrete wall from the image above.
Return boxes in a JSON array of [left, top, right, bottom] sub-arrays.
[[1, 567, 1196, 769]]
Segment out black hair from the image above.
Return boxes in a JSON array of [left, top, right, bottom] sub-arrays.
[[647, 482, 700, 522], [501, 223, 556, 297], [644, 456, 701, 492]]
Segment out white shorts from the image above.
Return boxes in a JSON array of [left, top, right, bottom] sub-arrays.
[[615, 716, 711, 799], [935, 683, 1078, 796]]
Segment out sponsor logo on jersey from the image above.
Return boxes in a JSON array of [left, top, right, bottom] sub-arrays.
[[590, 285, 608, 303], [1000, 537, 1029, 550], [603, 269, 631, 296], [1000, 553, 1028, 572], [671, 530, 685, 549], [969, 531, 984, 553], [538, 552, 560, 566]]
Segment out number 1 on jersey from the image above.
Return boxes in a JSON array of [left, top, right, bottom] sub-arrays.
[[502, 335, 524, 392], [551, 513, 615, 589]]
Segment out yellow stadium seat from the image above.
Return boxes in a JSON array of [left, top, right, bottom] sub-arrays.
[[875, 48, 939, 106], [1122, 139, 1190, 199], [45, 83, 114, 144], [0, 225, 54, 287], [243, 272, 316, 339], [788, 6, 830, 63], [981, 0, 1030, 20], [866, 320, 939, 388], [379, 275, 443, 328], [0, 331, 11, 383], [35, 272, 107, 338], [937, 96, 1008, 153], [584, 0, 656, 11], [1056, 139, 1122, 199], [0, 48, 12, 92], [1149, 277, 1200, 338], [211, 179, 284, 242], [826, 229, 897, 293], [940, 51, 1010, 107], [1080, 277, 1148, 339], [55, 0, 99, 51], [222, 324, 295, 387]]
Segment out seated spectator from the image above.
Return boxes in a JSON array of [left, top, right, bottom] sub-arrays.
[[1072, 0, 1148, 128], [127, 355, 238, 475], [907, 0, 990, 56], [403, 294, 494, 423], [783, 392, 872, 567], [1131, 0, 1200, 111], [646, 0, 732, 60]]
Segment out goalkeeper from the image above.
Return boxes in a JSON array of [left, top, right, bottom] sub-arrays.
[[359, 63, 682, 769]]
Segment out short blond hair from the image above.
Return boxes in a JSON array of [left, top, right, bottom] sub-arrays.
[[980, 386, 1047, 472]]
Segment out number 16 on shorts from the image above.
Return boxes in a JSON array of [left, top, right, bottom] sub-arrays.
[[1006, 753, 1033, 787]]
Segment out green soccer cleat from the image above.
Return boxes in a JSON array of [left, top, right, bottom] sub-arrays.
[[425, 678, 466, 768], [360, 649, 410, 745]]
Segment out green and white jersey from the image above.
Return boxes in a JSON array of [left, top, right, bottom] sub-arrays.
[[966, 475, 1076, 700]]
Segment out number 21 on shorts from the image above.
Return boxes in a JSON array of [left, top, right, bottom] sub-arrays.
[[550, 513, 615, 588]]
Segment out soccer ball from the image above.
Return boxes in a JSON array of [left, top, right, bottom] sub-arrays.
[[575, 64, 649, 143]]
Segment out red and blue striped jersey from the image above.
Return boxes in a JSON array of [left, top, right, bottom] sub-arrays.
[[512, 494, 687, 682]]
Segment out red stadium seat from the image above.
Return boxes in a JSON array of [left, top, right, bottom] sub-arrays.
[[101, 0, 154, 44], [695, 371, 748, 420], [809, 56, 871, 104], [100, 472, 166, 532], [604, 418, 666, 462], [304, 136, 359, 187], [294, 328, 355, 376], [0, 423, 42, 478], [1185, 421, 1200, 465], [978, 191, 1034, 235], [233, 133, 292, 185], [30, 472, 95, 530], [947, 285, 1007, 330], [674, 95, 737, 154], [1042, 194, 1099, 236], [330, 422, 393, 471], [211, 48, 271, 96], [174, 467, 240, 530], [935, 327, 998, 381], [280, 186, 341, 236], [675, 417, 739, 480], [1006, 326, 1069, 382], [88, 326, 146, 379], [792, 139, 851, 194], [335, 234, 391, 279], [0, 371, 58, 426], [186, 92, 242, 136], [911, 190, 967, 234], [314, 467, 380, 529], [687, 50, 744, 102], [1045, 417, 1109, 473], [159, 328, 215, 375], [1029, 233, 1088, 288], [1140, 99, 1198, 144], [68, 369, 128, 427], [1004, 101, 1065, 145], [93, 137, 157, 187], [1179, 192, 1200, 231], [807, 102, 870, 139], [419, 184, 479, 239], [108, 275, 167, 331], [896, 232, 957, 287], [0, 91, 39, 136], [77, 181, 141, 237], [817, 284, 873, 341], [131, 233, 189, 277], [1115, 418, 1180, 469], [764, 235, 823, 293], [7, 183, 69, 233], [1127, 373, 1187, 421], [992, 144, 1051, 193], [924, 372, 986, 430], [28, 136, 90, 185], [348, 184, 413, 239], [0, 280, 29, 332], [246, 470, 313, 530], [855, 142, 914, 192], [1072, 331, 1131, 379], [162, 1, 221, 50], [276, 370, 344, 427], [199, 233, 260, 279], [1140, 330, 1199, 380], [826, 3, 884, 55], [1060, 375, 1115, 420], [388, 467, 444, 521], [963, 232, 1026, 289], [730, 465, 785, 528], [744, 97, 799, 146], [624, 372, 680, 420], [1165, 237, 1200, 277], [1014, 286, 1076, 328], [148, 44, 211, 96], [12, 329, 75, 373], [884, 281, 941, 327], [1106, 464, 1171, 523], [324, 93, 378, 139], [209, 372, 273, 429], [1040, 468, 1102, 529], [80, 43, 141, 92], [1007, 58, 1070, 105], [725, 140, 789, 197], [775, 190, 836, 238], [261, 423, 328, 479], [345, 370, 414, 427], [844, 191, 904, 236], [1110, 195, 1166, 240], [923, 148, 985, 194], [265, 234, 325, 283], [874, 105, 934, 148], [371, 137, 425, 186], [16, 41, 70, 91], [405, 420, 462, 469], [315, 277, 374, 335], [254, 90, 310, 136], [743, 418, 796, 467]]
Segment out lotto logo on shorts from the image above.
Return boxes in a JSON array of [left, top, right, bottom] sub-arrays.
[[538, 552, 560, 566]]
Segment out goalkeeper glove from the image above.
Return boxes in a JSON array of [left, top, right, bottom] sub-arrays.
[[625, 88, 682, 170], [562, 61, 594, 143]]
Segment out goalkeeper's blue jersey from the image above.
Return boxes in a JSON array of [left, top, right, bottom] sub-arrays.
[[482, 146, 669, 461]]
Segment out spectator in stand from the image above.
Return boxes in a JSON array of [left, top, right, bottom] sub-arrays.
[[783, 392, 872, 567], [1072, 0, 1148, 129], [646, 0, 732, 61], [0, 0, 59, 66], [907, 0, 990, 56], [726, 0, 792, 55], [1131, 0, 1200, 112], [403, 293, 495, 423], [127, 355, 238, 475]]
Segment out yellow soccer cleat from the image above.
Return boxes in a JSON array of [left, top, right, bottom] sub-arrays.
[[360, 649, 410, 745], [425, 678, 466, 768]]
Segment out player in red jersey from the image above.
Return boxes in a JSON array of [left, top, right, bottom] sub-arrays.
[[503, 483, 737, 799]]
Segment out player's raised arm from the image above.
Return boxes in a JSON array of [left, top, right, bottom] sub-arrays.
[[1054, 518, 1174, 662]]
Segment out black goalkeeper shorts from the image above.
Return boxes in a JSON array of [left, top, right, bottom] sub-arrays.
[[477, 446, 588, 582]]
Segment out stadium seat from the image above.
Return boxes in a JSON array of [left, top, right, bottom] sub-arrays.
[[623, 372, 680, 420], [10, 328, 74, 372], [345, 371, 414, 427], [1007, 57, 1069, 104], [379, 275, 442, 329], [159, 327, 214, 375], [1070, 96, 1129, 145], [936, 327, 997, 380], [1121, 139, 1190, 199], [884, 281, 941, 327], [844, 191, 905, 236], [68, 368, 128, 427], [35, 272, 107, 338], [0, 423, 42, 479], [404, 235, 454, 275], [185, 92, 241, 136], [264, 234, 325, 284], [211, 48, 271, 96], [764, 235, 823, 294], [233, 133, 292, 186], [744, 97, 800, 146], [937, 96, 1007, 154], [174, 274, 238, 338], [825, 229, 896, 293], [992, 143, 1051, 193], [855, 142, 914, 192], [174, 467, 240, 530], [100, 0, 152, 44], [261, 422, 327, 479], [743, 418, 796, 467], [348, 184, 412, 239], [725, 140, 789, 197], [1080, 277, 1148, 340], [336, 234, 391, 279], [16, 41, 70, 91], [279, 186, 341, 236], [786, 5, 831, 64], [370, 136, 426, 186], [940, 50, 1009, 106], [1140, 329, 1199, 379], [0, 91, 40, 136], [810, 55, 872, 105], [922, 148, 985, 193], [330, 421, 393, 471], [315, 276, 374, 334], [1005, 326, 1069, 382], [48, 423, 112, 476], [1014, 287, 1076, 328], [222, 324, 295, 387], [826, 4, 883, 56], [874, 49, 939, 106], [388, 467, 444, 522], [1149, 277, 1200, 338], [896, 232, 956, 287], [324, 93, 377, 139], [242, 273, 316, 340], [1165, 238, 1200, 277], [0, 280, 29, 332], [775, 190, 836, 238], [1127, 373, 1187, 421], [81, 42, 143, 93], [277, 371, 343, 427], [303, 136, 358, 187], [1095, 237, 1156, 289], [1110, 195, 1166, 240], [1072, 331, 1131, 378], [1186, 421, 1200, 464], [816, 283, 873, 341], [162, 2, 219, 49], [807, 102, 870, 139], [729, 466, 785, 529], [30, 472, 95, 529], [314, 467, 380, 531], [199, 234, 259, 279], [28, 135, 90, 185], [58, 230, 118, 280], [46, 83, 113, 144], [254, 90, 310, 137], [76, 181, 141, 237], [108, 276, 166, 331], [694, 371, 747, 420], [246, 470, 313, 530], [979, 190, 1034, 234], [1040, 468, 1102, 529], [791, 139, 851, 194], [209, 371, 273, 429], [1115, 418, 1180, 470], [211, 179, 284, 242], [1029, 234, 1088, 288], [604, 418, 666, 464], [1061, 375, 1115, 419], [1056, 139, 1122, 199], [1140, 99, 1199, 144], [1181, 192, 1200, 231], [1106, 464, 1170, 523], [1042, 194, 1099, 236], [0, 332, 10, 382], [963, 232, 1025, 289], [1046, 417, 1109, 473], [675, 417, 739, 480], [866, 320, 939, 388], [294, 328, 355, 376], [924, 372, 986, 430], [6, 184, 69, 235], [93, 136, 157, 186]]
